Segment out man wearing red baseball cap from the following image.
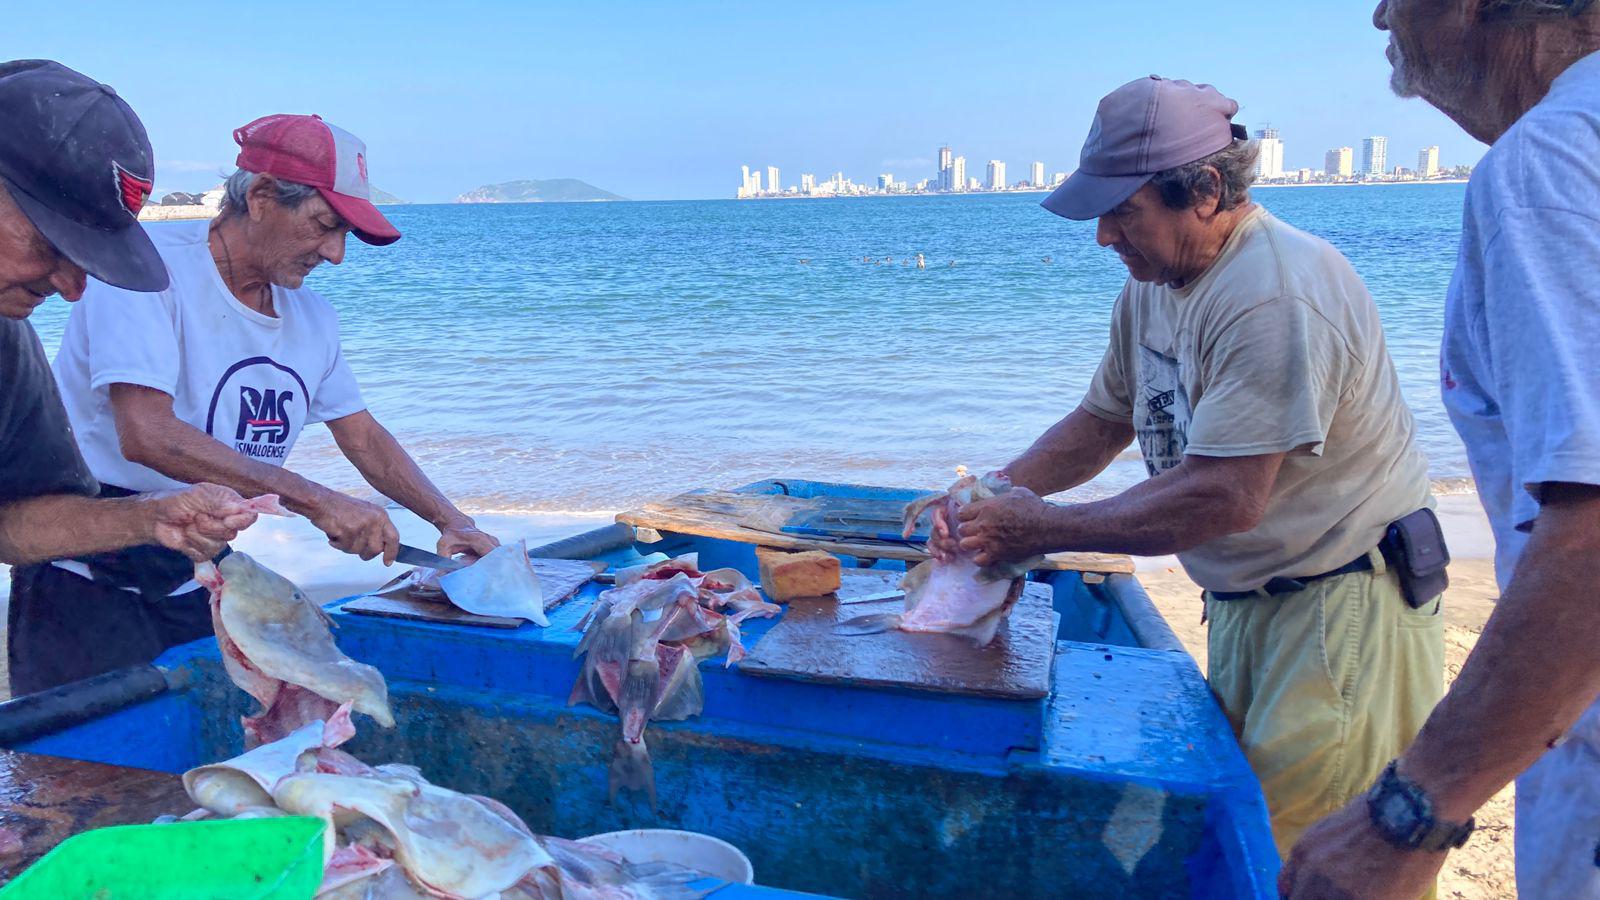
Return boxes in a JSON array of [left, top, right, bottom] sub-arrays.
[[10, 113, 497, 694]]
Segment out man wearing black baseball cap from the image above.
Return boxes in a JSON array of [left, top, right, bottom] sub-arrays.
[[0, 59, 268, 693]]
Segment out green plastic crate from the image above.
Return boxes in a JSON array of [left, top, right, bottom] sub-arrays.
[[1, 816, 326, 899]]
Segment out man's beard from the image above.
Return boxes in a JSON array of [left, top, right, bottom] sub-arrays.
[[1388, 38, 1425, 98]]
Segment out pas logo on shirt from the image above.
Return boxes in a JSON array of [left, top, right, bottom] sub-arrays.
[[204, 357, 310, 462]]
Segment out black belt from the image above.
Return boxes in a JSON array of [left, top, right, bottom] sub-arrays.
[[1207, 552, 1375, 601]]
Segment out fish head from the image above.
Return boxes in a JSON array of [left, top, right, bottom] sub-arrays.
[[218, 552, 309, 610]]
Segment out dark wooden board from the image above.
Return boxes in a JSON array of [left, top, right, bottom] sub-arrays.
[[348, 558, 604, 628], [738, 580, 1057, 700], [619, 489, 1134, 575], [0, 750, 190, 884]]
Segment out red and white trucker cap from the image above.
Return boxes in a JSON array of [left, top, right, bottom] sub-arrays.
[[232, 114, 400, 246]]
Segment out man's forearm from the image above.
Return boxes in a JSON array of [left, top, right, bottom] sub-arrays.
[[1036, 465, 1244, 556], [1006, 406, 1133, 496], [125, 419, 332, 516], [331, 414, 465, 529], [1396, 488, 1600, 821], [0, 494, 156, 565]]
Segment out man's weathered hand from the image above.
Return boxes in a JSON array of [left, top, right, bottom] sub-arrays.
[[955, 486, 1057, 567], [1278, 799, 1447, 899], [147, 483, 262, 561], [438, 518, 499, 560], [310, 491, 400, 565]]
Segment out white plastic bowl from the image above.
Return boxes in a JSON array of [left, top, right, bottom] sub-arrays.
[[577, 828, 755, 885]]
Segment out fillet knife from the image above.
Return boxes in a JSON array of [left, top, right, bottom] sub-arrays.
[[396, 543, 468, 572]]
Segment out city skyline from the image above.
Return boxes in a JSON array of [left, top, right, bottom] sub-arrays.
[[737, 126, 1467, 199]]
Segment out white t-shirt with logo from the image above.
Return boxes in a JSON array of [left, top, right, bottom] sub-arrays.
[[54, 220, 366, 493]]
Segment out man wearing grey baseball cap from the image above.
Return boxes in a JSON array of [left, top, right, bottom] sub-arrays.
[[939, 76, 1443, 862]]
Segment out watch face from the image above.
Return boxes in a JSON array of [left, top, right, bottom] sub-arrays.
[[1377, 791, 1414, 825]]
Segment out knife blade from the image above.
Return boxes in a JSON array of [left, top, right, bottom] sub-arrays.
[[837, 589, 905, 605], [396, 543, 467, 572]]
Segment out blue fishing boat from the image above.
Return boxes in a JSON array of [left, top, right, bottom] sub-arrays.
[[2, 479, 1277, 898]]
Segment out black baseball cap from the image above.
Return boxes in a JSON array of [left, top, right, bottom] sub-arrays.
[[0, 60, 168, 291]]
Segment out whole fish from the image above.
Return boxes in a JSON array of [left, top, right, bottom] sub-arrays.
[[197, 551, 393, 748]]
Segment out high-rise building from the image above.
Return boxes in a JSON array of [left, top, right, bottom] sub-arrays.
[[751, 170, 762, 194], [1030, 161, 1045, 187], [968, 176, 979, 191], [951, 156, 966, 192], [878, 173, 893, 190], [1362, 136, 1388, 177], [739, 165, 752, 199], [1051, 172, 1067, 186], [938, 145, 953, 191], [766, 166, 780, 195], [987, 160, 1006, 191], [1325, 147, 1354, 178], [800, 173, 815, 194], [1417, 145, 1440, 178], [1253, 127, 1284, 180]]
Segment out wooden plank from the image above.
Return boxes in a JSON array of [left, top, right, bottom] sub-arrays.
[[739, 581, 1057, 700], [351, 558, 605, 628], [617, 490, 1134, 575], [0, 750, 190, 883]]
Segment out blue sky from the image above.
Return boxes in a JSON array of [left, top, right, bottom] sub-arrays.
[[7, 1, 1475, 202]]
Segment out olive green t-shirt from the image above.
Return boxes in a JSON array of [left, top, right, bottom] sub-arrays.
[[1082, 207, 1431, 592]]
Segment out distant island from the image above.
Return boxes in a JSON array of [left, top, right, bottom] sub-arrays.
[[456, 178, 626, 204], [370, 186, 407, 205]]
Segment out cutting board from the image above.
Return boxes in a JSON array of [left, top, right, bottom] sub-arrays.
[[345, 558, 605, 628], [618, 489, 1134, 575], [738, 579, 1057, 699], [780, 495, 930, 543]]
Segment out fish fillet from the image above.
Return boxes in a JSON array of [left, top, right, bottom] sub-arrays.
[[438, 539, 547, 625]]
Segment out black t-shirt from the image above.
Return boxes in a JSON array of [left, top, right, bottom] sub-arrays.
[[0, 317, 98, 504]]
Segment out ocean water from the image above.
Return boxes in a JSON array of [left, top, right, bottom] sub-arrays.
[[27, 185, 1469, 516]]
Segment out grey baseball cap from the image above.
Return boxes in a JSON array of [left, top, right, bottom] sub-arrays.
[[1042, 75, 1244, 221]]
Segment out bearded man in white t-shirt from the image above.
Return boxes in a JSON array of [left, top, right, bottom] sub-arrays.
[[1283, 2, 1600, 898], [8, 114, 498, 695]]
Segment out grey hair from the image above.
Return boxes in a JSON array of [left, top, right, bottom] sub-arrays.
[[1149, 139, 1259, 213], [218, 168, 319, 217], [1480, 0, 1596, 20]]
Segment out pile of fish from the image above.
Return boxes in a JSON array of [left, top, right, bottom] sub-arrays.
[[569, 553, 781, 807], [837, 469, 1040, 646], [181, 708, 709, 899]]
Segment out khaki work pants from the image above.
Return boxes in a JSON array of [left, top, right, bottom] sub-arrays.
[[1205, 552, 1445, 864]]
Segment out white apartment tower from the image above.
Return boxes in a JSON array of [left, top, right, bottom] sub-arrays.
[[739, 165, 751, 199], [951, 156, 966, 191], [1253, 127, 1284, 180], [1417, 146, 1440, 178], [1325, 147, 1354, 178], [766, 166, 780, 195], [1030, 161, 1045, 187], [987, 160, 1006, 191], [800, 173, 815, 194], [938, 145, 953, 191], [1362, 136, 1388, 176]]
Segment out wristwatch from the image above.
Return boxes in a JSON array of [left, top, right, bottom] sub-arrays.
[[1366, 760, 1475, 852]]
